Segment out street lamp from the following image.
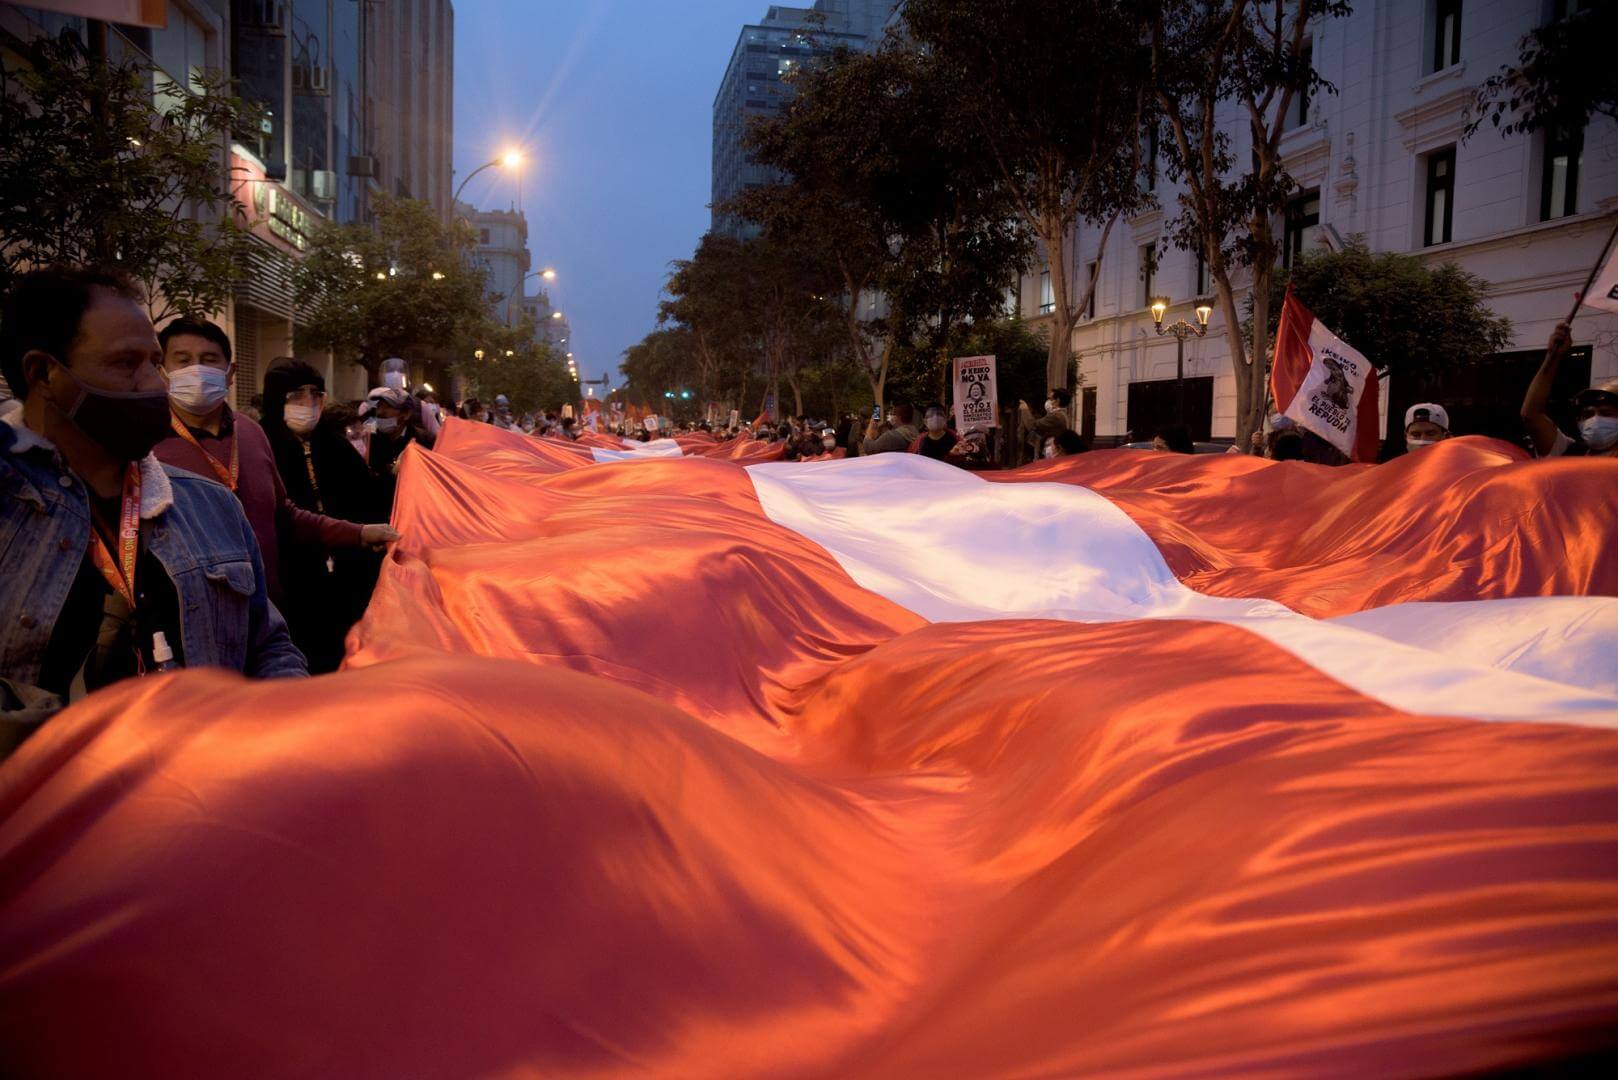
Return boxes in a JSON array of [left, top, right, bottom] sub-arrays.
[[474, 349, 485, 360], [551, 311, 563, 320], [1149, 295, 1214, 427], [451, 147, 523, 212]]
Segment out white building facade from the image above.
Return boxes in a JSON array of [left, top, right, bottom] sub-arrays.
[[1015, 0, 1618, 448]]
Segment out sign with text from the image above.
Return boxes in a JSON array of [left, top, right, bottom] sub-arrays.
[[1280, 319, 1375, 459], [952, 355, 999, 434]]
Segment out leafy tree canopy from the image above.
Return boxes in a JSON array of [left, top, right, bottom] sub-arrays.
[[0, 29, 261, 322], [1252, 240, 1513, 380], [1470, 4, 1618, 138], [732, 42, 1030, 402], [294, 195, 489, 383], [456, 312, 577, 415]]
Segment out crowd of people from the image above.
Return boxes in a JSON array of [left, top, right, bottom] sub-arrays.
[[1, 264, 1613, 756]]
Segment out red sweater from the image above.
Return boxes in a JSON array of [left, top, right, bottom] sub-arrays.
[[153, 409, 366, 604]]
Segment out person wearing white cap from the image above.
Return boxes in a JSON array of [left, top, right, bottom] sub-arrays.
[[1403, 402, 1451, 453], [1523, 322, 1618, 459]]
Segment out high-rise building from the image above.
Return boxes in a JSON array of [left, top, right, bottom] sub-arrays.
[[366, 0, 455, 219], [457, 201, 532, 328], [711, 2, 891, 237]]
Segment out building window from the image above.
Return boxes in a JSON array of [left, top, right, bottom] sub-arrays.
[[1195, 249, 1208, 296], [1289, 40, 1314, 129], [478, 228, 491, 244], [1084, 261, 1098, 319], [1039, 267, 1054, 314], [1540, 127, 1582, 221], [1432, 0, 1462, 72], [1423, 147, 1455, 246], [1138, 244, 1157, 309], [1283, 190, 1321, 268]]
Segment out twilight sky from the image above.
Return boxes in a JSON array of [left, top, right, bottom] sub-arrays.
[[452, 0, 764, 390]]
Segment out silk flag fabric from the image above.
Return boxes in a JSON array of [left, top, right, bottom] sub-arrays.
[[1272, 288, 1383, 462], [3, 420, 1617, 1078]]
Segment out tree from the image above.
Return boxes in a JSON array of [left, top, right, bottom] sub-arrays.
[[902, 0, 1151, 390], [742, 235, 843, 418], [734, 43, 1029, 409], [1469, 3, 1618, 138], [0, 29, 259, 322], [1252, 241, 1513, 381], [620, 327, 705, 407], [1147, 0, 1350, 450], [885, 317, 1051, 421], [660, 235, 759, 409], [457, 313, 577, 414], [293, 195, 490, 385]]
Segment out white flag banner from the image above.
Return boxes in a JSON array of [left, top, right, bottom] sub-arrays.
[[1583, 237, 1618, 315], [1280, 318, 1375, 459]]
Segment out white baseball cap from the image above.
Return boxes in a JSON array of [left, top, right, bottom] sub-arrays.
[[1404, 403, 1449, 431]]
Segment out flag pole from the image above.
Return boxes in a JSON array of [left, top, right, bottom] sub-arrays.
[[1567, 213, 1618, 324]]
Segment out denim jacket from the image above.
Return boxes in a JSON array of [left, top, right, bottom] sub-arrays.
[[2, 401, 306, 752]]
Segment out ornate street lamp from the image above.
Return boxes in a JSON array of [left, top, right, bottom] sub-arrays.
[[1149, 295, 1214, 427]]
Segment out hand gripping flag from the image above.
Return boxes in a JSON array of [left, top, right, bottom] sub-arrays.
[[1272, 286, 1383, 461], [2, 419, 1617, 1078]]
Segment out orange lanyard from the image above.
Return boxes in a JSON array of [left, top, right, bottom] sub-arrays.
[[300, 441, 324, 512], [88, 463, 142, 610], [168, 413, 239, 490]]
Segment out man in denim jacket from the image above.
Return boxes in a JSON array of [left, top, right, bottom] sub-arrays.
[[1, 267, 306, 757]]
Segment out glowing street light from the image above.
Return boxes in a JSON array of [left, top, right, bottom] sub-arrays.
[[1148, 294, 1214, 427], [551, 311, 563, 320], [451, 146, 525, 209]]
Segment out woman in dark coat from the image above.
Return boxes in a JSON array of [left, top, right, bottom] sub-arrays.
[[262, 359, 389, 673]]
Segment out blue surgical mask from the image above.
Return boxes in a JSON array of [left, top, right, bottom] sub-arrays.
[[1581, 415, 1618, 451]]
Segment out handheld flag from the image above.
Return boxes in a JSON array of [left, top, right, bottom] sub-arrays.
[[1271, 287, 1382, 461]]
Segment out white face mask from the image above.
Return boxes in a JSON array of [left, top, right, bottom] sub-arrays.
[[1581, 415, 1618, 451], [822, 436, 836, 449], [373, 416, 399, 434], [382, 371, 407, 390], [925, 415, 946, 432], [284, 403, 321, 435], [167, 365, 230, 413], [1044, 398, 1059, 413], [1405, 438, 1437, 452], [1043, 442, 1057, 459]]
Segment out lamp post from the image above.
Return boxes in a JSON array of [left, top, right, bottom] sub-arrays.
[[452, 149, 523, 213], [1149, 295, 1214, 428]]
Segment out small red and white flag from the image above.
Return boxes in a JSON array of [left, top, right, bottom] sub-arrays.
[[1271, 287, 1382, 461]]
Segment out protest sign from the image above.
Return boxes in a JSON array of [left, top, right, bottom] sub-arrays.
[[953, 355, 999, 434]]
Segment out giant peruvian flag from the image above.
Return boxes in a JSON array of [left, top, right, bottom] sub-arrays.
[[2, 421, 1617, 1077], [1272, 287, 1384, 461]]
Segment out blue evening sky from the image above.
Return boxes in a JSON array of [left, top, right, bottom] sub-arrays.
[[452, 1, 763, 390]]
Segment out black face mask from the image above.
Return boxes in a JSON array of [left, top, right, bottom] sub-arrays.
[[49, 359, 173, 462]]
